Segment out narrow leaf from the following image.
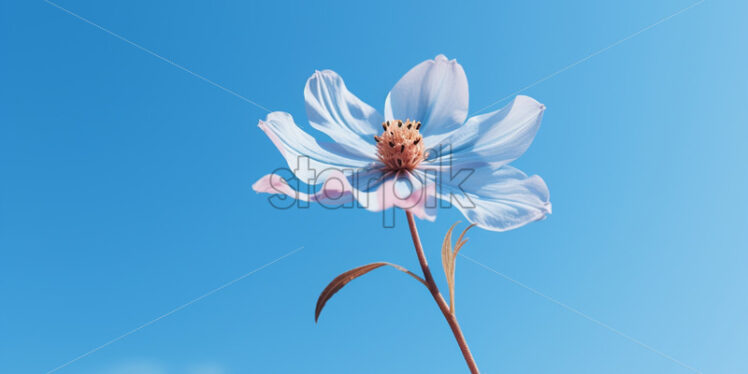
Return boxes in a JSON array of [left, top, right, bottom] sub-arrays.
[[315, 262, 426, 322], [441, 222, 458, 276], [454, 224, 476, 256], [441, 222, 459, 314], [440, 222, 476, 315]]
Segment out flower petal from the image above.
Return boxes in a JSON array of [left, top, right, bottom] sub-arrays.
[[426, 95, 545, 169], [385, 55, 468, 136], [252, 171, 358, 207], [252, 167, 437, 220], [438, 165, 551, 231], [305, 70, 382, 157], [352, 168, 438, 220], [258, 111, 373, 182]]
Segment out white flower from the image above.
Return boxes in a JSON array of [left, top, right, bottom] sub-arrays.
[[253, 55, 551, 231]]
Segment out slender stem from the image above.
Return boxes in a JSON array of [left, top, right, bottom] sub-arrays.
[[405, 211, 480, 374]]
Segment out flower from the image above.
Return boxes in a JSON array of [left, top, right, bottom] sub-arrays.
[[253, 55, 551, 231]]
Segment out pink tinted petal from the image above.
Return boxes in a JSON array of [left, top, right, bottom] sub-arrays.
[[252, 171, 357, 207], [356, 170, 437, 220], [253, 168, 437, 220]]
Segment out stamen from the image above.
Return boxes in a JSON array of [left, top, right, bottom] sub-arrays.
[[375, 119, 428, 171]]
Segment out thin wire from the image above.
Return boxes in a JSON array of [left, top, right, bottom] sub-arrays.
[[460, 253, 702, 374], [470, 0, 705, 116], [44, 0, 272, 113], [45, 246, 304, 374]]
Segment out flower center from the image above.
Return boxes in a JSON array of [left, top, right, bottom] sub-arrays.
[[374, 119, 427, 171]]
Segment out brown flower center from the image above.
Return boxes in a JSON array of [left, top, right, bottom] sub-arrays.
[[374, 119, 427, 171]]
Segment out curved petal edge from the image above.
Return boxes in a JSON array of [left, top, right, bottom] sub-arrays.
[[385, 55, 469, 136]]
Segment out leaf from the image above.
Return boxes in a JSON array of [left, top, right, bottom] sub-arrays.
[[441, 222, 476, 315], [454, 224, 476, 256], [441, 222, 459, 314], [315, 262, 426, 322]]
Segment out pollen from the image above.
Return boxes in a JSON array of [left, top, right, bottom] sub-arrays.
[[374, 119, 427, 171]]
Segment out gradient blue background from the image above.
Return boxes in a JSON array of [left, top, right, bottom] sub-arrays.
[[1, 0, 747, 373]]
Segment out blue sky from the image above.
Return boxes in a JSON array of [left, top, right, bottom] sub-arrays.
[[1, 0, 747, 373]]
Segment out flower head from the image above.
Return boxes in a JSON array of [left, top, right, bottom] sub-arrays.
[[253, 55, 551, 231]]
